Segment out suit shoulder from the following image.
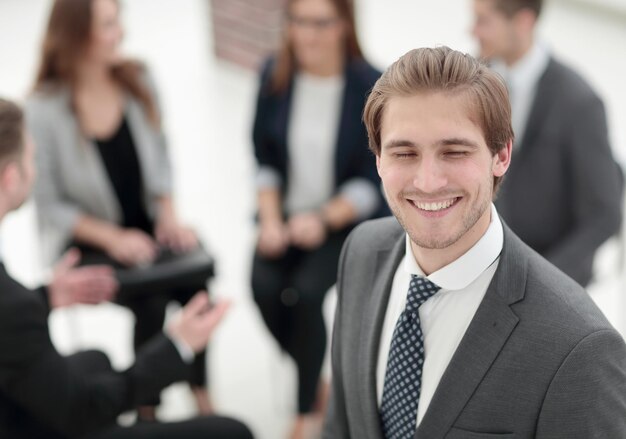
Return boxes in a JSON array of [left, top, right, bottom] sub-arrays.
[[546, 58, 602, 105], [25, 85, 69, 124], [27, 83, 66, 106], [0, 276, 47, 328], [522, 247, 615, 336]]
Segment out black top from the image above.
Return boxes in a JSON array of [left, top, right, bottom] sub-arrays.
[[95, 117, 153, 234]]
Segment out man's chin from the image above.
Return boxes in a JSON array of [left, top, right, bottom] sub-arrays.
[[411, 235, 458, 251], [408, 223, 463, 250]]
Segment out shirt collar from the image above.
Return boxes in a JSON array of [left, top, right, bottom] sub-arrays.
[[404, 204, 503, 291], [491, 40, 550, 92]]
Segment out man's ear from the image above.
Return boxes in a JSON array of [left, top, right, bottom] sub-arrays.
[[493, 140, 512, 178], [0, 162, 20, 194], [376, 154, 382, 177]]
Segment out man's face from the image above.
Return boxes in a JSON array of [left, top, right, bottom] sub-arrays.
[[376, 91, 510, 254], [472, 0, 518, 61]]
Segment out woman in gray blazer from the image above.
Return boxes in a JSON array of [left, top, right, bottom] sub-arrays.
[[26, 0, 212, 419]]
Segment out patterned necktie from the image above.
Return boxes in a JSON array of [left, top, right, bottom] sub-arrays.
[[380, 275, 441, 439]]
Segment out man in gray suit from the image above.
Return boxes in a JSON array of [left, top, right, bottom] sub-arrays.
[[323, 47, 626, 439], [472, 0, 623, 287]]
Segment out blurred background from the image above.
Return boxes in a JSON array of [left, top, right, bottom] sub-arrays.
[[0, 0, 625, 437]]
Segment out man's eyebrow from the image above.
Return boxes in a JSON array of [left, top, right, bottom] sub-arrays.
[[436, 137, 480, 148], [382, 139, 420, 149], [382, 138, 480, 150]]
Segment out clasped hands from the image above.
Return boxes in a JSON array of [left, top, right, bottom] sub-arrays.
[[103, 217, 198, 268], [257, 211, 328, 258]]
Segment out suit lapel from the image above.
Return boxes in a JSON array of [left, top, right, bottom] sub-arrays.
[[416, 225, 528, 438], [358, 234, 405, 439]]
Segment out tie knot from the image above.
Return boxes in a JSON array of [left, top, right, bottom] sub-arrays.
[[406, 275, 440, 314]]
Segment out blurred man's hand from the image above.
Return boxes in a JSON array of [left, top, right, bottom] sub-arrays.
[[167, 292, 230, 353], [48, 248, 118, 308]]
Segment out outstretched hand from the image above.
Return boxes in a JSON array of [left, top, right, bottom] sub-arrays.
[[167, 291, 230, 353], [48, 248, 118, 309]]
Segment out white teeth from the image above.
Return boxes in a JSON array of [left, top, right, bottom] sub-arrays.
[[414, 198, 456, 211]]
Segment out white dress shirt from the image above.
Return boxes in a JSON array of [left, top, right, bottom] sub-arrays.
[[491, 41, 550, 148], [376, 204, 504, 426]]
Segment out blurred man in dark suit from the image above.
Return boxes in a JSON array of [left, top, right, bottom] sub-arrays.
[[0, 98, 252, 439], [472, 0, 623, 286]]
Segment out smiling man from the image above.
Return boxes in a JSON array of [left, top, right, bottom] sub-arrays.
[[323, 47, 626, 439]]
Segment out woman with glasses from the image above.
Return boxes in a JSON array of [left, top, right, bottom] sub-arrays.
[[251, 0, 384, 436]]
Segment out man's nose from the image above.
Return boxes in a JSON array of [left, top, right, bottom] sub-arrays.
[[412, 156, 448, 193]]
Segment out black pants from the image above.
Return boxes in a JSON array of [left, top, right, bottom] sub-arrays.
[[67, 352, 252, 439], [115, 286, 208, 390], [251, 230, 348, 414]]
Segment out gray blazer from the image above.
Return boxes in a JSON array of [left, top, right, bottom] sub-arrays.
[[495, 57, 623, 287], [25, 73, 172, 264], [324, 216, 626, 439]]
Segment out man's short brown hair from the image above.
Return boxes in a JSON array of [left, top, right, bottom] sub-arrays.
[[0, 99, 25, 169], [363, 46, 514, 190], [492, 0, 542, 18]]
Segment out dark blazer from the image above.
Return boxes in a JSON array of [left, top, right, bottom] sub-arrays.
[[324, 217, 626, 439], [495, 57, 623, 287], [0, 264, 189, 439], [252, 57, 385, 218]]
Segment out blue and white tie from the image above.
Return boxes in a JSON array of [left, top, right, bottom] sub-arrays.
[[380, 275, 441, 439]]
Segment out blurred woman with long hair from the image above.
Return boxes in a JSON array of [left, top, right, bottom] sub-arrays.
[[251, 0, 384, 436], [27, 0, 212, 419]]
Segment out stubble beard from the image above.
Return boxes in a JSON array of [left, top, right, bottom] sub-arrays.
[[389, 184, 492, 251]]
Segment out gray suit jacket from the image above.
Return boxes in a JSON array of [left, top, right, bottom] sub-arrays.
[[324, 217, 626, 439], [495, 57, 623, 287], [25, 71, 172, 264]]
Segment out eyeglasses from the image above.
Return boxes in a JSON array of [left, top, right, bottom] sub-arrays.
[[287, 14, 341, 31]]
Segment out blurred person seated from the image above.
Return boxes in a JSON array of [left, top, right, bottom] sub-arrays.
[[0, 98, 253, 439], [26, 0, 213, 418], [472, 0, 624, 287], [250, 0, 384, 437]]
